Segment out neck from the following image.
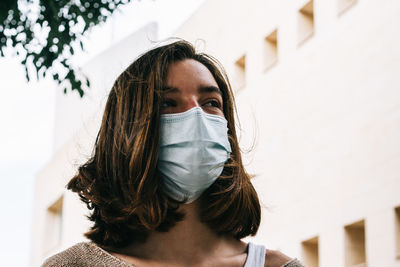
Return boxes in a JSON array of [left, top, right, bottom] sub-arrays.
[[113, 201, 246, 265]]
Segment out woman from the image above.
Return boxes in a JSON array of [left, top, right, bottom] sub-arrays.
[[43, 40, 304, 267]]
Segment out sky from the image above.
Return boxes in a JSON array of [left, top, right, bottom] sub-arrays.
[[0, 0, 204, 266]]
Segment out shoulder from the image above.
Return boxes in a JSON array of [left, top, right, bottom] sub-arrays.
[[265, 249, 303, 267], [41, 242, 104, 267], [42, 242, 132, 267]]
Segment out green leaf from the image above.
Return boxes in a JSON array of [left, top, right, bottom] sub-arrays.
[[0, 0, 134, 97]]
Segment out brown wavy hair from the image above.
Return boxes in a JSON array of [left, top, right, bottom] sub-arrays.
[[67, 39, 261, 249]]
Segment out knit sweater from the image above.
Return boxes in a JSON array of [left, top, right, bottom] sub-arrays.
[[42, 242, 304, 267]]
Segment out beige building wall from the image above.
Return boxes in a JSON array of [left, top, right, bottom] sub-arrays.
[[31, 0, 400, 266], [173, 0, 400, 266]]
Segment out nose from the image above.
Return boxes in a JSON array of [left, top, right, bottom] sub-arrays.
[[180, 96, 199, 113]]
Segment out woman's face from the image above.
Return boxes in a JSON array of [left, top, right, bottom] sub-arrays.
[[161, 59, 224, 117]]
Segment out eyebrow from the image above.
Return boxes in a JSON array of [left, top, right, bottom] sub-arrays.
[[162, 86, 222, 95], [199, 86, 222, 95]]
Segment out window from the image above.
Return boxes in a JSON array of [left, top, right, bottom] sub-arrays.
[[43, 195, 64, 254], [264, 29, 278, 71], [298, 0, 314, 46], [234, 54, 246, 90], [396, 207, 400, 259], [344, 220, 367, 267], [302, 236, 319, 267], [338, 0, 357, 16]]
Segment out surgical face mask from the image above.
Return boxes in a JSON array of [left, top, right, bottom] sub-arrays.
[[158, 107, 232, 203]]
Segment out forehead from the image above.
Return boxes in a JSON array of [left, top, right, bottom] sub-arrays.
[[164, 59, 219, 88]]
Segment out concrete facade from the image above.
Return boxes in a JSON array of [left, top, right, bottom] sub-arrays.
[[171, 0, 400, 266], [31, 0, 400, 266]]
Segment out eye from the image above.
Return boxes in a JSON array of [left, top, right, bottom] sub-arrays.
[[203, 99, 222, 109], [161, 99, 176, 109]]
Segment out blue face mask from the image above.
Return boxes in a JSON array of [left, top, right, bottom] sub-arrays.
[[158, 107, 232, 203]]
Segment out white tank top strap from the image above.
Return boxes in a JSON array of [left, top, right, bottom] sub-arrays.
[[243, 242, 266, 267]]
